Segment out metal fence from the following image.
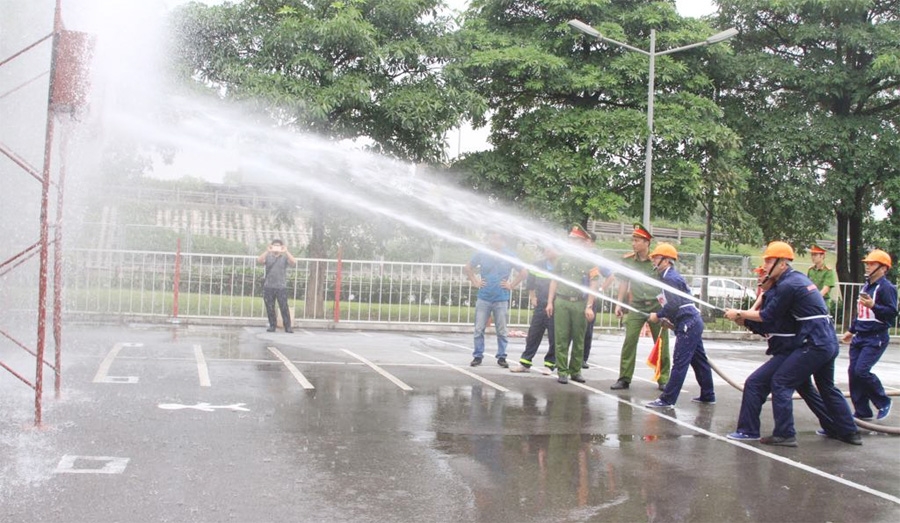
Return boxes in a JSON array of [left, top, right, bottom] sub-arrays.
[[62, 249, 893, 334]]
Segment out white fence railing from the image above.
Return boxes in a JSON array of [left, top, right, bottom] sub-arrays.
[[59, 249, 890, 334]]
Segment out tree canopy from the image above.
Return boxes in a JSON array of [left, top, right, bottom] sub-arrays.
[[164, 0, 900, 281], [715, 0, 900, 281], [170, 0, 481, 163], [448, 0, 743, 227], [170, 0, 484, 316]]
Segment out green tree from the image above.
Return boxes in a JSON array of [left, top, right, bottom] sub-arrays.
[[449, 0, 741, 228], [715, 0, 900, 283], [868, 175, 900, 282], [170, 0, 479, 317]]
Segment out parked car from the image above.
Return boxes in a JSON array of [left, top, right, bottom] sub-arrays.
[[690, 277, 756, 307]]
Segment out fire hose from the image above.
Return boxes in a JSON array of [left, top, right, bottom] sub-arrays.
[[706, 358, 900, 435]]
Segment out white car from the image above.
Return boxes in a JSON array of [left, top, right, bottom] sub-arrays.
[[691, 277, 756, 305]]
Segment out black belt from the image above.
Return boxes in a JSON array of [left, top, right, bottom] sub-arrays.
[[556, 295, 582, 302]]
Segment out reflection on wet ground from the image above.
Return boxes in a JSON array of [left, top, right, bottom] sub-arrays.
[[1, 324, 898, 522]]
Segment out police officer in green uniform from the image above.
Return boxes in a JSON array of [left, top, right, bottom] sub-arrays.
[[547, 225, 600, 384], [610, 224, 670, 390], [807, 245, 837, 306]]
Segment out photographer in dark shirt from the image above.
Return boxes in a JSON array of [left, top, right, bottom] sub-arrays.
[[257, 239, 297, 333]]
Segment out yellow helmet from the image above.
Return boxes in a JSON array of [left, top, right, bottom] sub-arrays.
[[862, 249, 892, 269], [649, 243, 678, 261], [762, 241, 794, 261]]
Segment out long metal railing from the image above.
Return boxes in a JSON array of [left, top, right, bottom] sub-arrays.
[[52, 249, 894, 335]]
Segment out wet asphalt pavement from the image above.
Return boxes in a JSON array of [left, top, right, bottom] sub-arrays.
[[1, 324, 898, 522]]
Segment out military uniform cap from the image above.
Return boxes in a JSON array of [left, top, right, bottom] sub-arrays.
[[810, 245, 827, 255], [569, 224, 591, 241], [632, 223, 652, 241]]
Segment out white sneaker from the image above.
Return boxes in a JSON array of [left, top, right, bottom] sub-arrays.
[[510, 365, 531, 373]]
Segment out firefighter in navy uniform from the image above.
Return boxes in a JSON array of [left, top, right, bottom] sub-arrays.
[[644, 243, 715, 408], [725, 241, 860, 447], [726, 266, 838, 442], [841, 249, 897, 421]]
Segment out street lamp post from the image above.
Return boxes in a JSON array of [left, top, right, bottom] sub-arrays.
[[568, 19, 738, 228]]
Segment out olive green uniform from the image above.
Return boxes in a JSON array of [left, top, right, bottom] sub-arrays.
[[617, 255, 670, 385], [552, 256, 599, 377], [807, 265, 837, 304]]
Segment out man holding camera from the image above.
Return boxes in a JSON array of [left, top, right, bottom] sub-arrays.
[[257, 239, 297, 333]]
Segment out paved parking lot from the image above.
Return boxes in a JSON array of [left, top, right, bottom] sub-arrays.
[[1, 324, 898, 522]]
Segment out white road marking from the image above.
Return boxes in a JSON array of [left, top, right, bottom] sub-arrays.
[[93, 343, 142, 384], [412, 351, 510, 393], [569, 382, 900, 505], [267, 347, 315, 389], [425, 337, 470, 351], [55, 455, 130, 475], [158, 402, 249, 412], [194, 344, 211, 387], [96, 376, 139, 384], [341, 349, 413, 391]]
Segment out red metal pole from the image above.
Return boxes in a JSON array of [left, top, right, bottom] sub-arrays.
[[33, 0, 65, 425], [173, 237, 181, 318], [52, 126, 68, 398], [333, 246, 342, 323], [34, 103, 54, 426]]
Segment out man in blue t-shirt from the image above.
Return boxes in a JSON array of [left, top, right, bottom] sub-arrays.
[[464, 232, 527, 368]]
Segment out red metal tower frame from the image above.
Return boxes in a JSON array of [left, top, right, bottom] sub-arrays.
[[0, 0, 91, 426]]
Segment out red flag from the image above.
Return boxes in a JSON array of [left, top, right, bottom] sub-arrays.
[[646, 336, 662, 382]]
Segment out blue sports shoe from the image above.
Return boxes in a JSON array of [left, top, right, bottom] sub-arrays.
[[877, 400, 892, 420], [646, 399, 674, 409], [726, 431, 760, 441]]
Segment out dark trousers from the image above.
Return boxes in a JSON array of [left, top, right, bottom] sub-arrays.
[[849, 331, 890, 418], [263, 287, 291, 329], [771, 342, 857, 438], [520, 303, 555, 367], [583, 300, 598, 362], [658, 318, 714, 405], [735, 353, 834, 437]]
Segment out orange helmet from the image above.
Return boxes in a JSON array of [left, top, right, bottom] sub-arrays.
[[762, 241, 794, 261], [752, 266, 766, 276], [649, 243, 678, 261], [862, 249, 892, 269]]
